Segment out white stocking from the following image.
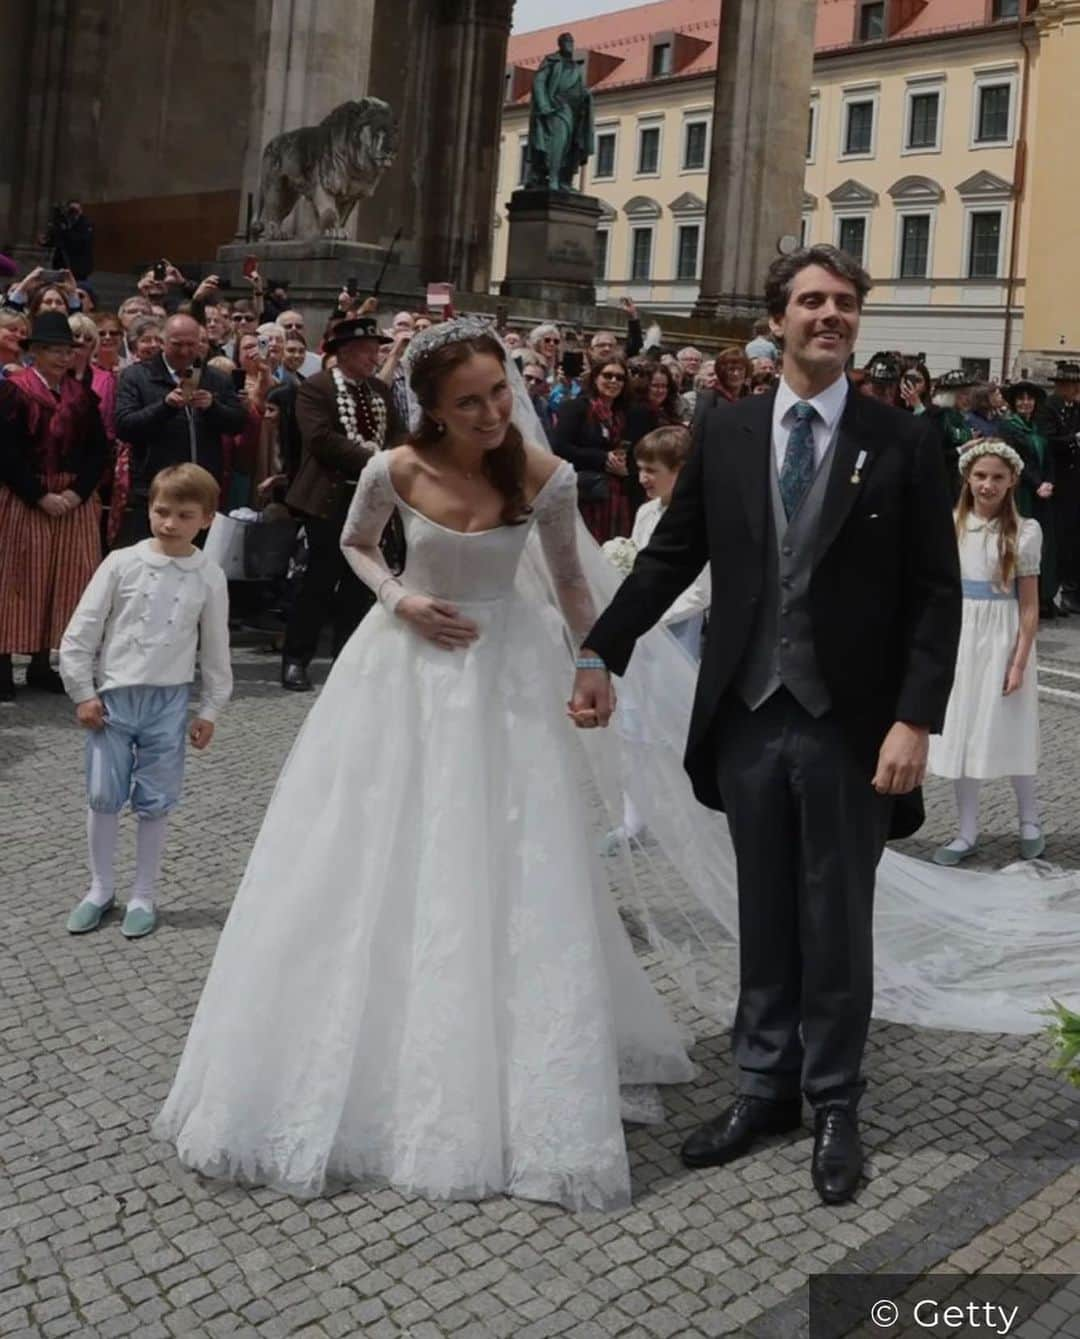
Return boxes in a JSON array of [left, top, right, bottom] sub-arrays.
[[947, 777, 981, 851], [1011, 775, 1040, 838], [84, 809, 120, 907], [129, 815, 169, 912]]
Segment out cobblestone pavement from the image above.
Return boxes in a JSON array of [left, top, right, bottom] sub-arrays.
[[3, 625, 1080, 1339]]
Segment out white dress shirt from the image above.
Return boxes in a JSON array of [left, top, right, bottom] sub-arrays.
[[772, 372, 849, 475], [60, 541, 232, 720], [631, 498, 711, 626]]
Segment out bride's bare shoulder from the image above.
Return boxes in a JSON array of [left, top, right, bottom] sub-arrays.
[[385, 445, 422, 487], [523, 444, 562, 492]]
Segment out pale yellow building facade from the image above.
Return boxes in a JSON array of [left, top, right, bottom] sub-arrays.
[[495, 1, 1080, 380]]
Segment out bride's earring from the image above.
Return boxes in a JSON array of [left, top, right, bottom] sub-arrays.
[[433, 419, 446, 436]]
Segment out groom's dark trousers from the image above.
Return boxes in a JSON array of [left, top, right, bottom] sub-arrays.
[[584, 385, 961, 1110]]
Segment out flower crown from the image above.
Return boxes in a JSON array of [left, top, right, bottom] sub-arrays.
[[958, 438, 1024, 478], [402, 316, 497, 378]]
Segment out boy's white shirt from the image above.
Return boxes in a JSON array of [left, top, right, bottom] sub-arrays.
[[631, 497, 711, 627], [59, 540, 233, 720]]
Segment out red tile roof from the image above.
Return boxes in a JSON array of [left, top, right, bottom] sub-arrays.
[[507, 0, 1023, 99]]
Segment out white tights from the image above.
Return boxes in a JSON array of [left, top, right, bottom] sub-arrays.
[[948, 776, 1040, 850], [81, 809, 170, 910]]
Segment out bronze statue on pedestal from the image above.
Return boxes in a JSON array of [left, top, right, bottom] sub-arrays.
[[524, 33, 594, 193]]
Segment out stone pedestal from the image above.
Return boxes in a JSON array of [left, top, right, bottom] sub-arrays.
[[695, 0, 817, 320], [500, 190, 603, 307], [217, 239, 422, 328]]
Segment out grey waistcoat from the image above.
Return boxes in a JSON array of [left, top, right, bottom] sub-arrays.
[[734, 435, 836, 716]]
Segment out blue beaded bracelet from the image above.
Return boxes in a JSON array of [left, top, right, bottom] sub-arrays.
[[575, 656, 607, 671]]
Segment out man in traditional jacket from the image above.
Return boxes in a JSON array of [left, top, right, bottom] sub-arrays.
[[525, 33, 595, 192]]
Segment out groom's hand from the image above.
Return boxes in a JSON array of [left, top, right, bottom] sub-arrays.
[[568, 655, 616, 729], [872, 721, 929, 795]]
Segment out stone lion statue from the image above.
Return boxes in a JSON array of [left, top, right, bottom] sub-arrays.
[[252, 98, 397, 241]]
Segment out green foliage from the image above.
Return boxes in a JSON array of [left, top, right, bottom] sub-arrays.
[[1040, 999, 1080, 1089]]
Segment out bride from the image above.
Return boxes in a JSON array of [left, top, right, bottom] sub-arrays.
[[154, 319, 694, 1211]]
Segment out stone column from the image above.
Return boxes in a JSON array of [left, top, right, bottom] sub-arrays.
[[419, 0, 515, 291], [695, 0, 817, 320], [8, 0, 70, 249], [0, 0, 32, 245], [236, 0, 376, 239]]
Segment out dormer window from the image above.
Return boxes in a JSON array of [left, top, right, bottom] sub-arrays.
[[859, 2, 885, 40], [651, 41, 673, 77]]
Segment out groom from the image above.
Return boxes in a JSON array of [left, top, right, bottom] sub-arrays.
[[571, 245, 961, 1204]]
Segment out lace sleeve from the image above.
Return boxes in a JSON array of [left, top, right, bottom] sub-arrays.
[[533, 462, 597, 643], [340, 453, 410, 614]]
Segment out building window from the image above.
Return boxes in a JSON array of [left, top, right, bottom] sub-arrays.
[[683, 121, 708, 171], [907, 91, 940, 150], [899, 215, 931, 278], [837, 216, 867, 265], [976, 84, 1011, 142], [651, 41, 673, 77], [968, 210, 1002, 278], [807, 103, 818, 162], [517, 137, 529, 187], [630, 227, 653, 281], [859, 2, 885, 41], [595, 229, 609, 281], [676, 225, 700, 281], [800, 215, 810, 247], [637, 124, 661, 175], [594, 131, 616, 180], [993, 0, 1021, 17], [844, 100, 875, 155]]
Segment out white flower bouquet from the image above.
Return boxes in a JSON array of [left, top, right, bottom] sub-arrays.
[[601, 536, 638, 577]]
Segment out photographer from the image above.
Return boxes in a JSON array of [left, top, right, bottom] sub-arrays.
[[44, 200, 94, 281], [113, 314, 245, 544]]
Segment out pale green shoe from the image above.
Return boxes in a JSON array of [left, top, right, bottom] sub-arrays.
[[1020, 830, 1046, 860], [67, 898, 114, 934], [121, 905, 157, 939], [931, 841, 978, 868]]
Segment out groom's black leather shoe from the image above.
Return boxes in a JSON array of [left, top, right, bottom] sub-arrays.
[[680, 1096, 802, 1169], [281, 660, 312, 692], [811, 1106, 863, 1205]]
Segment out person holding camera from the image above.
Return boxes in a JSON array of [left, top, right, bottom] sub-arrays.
[[113, 314, 245, 545]]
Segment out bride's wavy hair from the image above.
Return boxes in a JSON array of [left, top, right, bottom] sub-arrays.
[[408, 332, 530, 526]]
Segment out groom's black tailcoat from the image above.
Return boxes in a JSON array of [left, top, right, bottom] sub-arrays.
[[587, 385, 961, 840], [585, 385, 962, 1105]]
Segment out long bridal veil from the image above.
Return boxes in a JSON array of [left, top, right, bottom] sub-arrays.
[[423, 327, 1080, 1036]]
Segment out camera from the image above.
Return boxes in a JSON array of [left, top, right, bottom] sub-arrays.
[[256, 333, 270, 360], [153, 259, 167, 282]]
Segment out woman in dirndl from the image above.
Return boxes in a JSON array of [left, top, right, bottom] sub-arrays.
[[0, 311, 106, 703]]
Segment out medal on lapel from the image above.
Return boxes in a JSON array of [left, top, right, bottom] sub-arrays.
[[851, 450, 867, 486]]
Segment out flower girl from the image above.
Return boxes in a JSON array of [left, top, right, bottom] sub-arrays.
[[929, 440, 1043, 864]]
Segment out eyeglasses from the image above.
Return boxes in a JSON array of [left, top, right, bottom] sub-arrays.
[[598, 371, 626, 382], [234, 313, 257, 324], [280, 322, 303, 331], [98, 329, 121, 339]]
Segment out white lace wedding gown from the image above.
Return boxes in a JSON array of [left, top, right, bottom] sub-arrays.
[[154, 454, 694, 1211]]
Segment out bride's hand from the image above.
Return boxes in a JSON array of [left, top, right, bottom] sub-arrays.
[[396, 595, 480, 651]]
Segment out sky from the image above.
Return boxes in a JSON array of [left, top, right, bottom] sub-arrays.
[[511, 0, 656, 35]]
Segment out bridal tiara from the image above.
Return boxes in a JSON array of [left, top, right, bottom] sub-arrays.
[[402, 316, 499, 377]]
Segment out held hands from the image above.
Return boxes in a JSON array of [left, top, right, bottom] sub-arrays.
[[568, 664, 617, 729], [75, 697, 106, 730], [871, 721, 929, 796], [189, 718, 215, 749], [396, 595, 480, 651], [37, 492, 71, 517]]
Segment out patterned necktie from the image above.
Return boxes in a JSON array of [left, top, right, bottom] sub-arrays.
[[779, 400, 817, 520]]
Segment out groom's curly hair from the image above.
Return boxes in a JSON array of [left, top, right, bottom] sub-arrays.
[[409, 332, 530, 526]]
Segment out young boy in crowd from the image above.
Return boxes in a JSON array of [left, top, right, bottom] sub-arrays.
[[631, 426, 710, 658], [60, 464, 232, 938]]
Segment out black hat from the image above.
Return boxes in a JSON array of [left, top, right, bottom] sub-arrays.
[[1052, 360, 1080, 383], [1003, 379, 1047, 408], [935, 367, 979, 391], [323, 315, 392, 352], [864, 355, 901, 384], [20, 310, 75, 350]]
